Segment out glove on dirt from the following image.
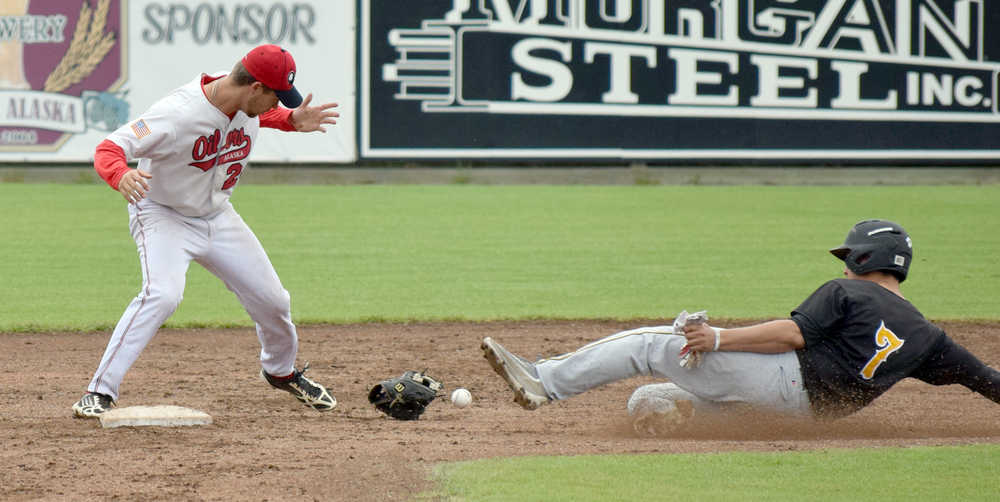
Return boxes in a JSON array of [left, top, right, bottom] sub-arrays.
[[368, 370, 443, 420]]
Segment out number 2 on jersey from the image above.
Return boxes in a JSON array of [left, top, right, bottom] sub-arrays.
[[222, 163, 243, 190], [860, 321, 905, 380]]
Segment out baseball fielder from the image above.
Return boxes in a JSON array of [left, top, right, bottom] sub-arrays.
[[73, 44, 339, 418], [483, 219, 1000, 432]]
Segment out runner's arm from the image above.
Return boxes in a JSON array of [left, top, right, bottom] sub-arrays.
[[684, 320, 805, 354], [911, 336, 1000, 404]]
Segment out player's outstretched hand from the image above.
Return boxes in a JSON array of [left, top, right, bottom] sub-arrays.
[[118, 168, 152, 204], [290, 93, 339, 132]]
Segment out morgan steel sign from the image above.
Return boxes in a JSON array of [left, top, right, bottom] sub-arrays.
[[361, 0, 1000, 161]]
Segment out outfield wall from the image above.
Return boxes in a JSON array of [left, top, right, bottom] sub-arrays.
[[3, 1, 999, 164]]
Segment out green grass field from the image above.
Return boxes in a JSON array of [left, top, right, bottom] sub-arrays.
[[1, 184, 998, 331], [424, 444, 1000, 501], [2, 182, 998, 500]]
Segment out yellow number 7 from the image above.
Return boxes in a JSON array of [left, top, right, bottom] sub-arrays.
[[860, 321, 905, 380]]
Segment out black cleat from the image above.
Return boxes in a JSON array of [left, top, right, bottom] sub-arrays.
[[72, 392, 116, 418], [261, 363, 336, 411]]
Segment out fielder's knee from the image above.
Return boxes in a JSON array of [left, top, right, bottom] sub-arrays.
[[142, 283, 184, 317], [253, 288, 292, 321]]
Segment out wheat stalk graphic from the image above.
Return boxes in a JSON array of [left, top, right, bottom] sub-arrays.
[[43, 0, 116, 93]]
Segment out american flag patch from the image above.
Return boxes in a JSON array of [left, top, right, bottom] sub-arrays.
[[131, 119, 151, 139]]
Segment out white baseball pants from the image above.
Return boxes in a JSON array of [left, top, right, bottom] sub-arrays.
[[87, 200, 298, 400]]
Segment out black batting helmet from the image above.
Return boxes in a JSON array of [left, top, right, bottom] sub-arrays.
[[830, 219, 913, 282]]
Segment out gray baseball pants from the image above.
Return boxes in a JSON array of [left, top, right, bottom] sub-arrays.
[[534, 325, 813, 416]]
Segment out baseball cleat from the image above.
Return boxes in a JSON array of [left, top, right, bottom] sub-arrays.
[[261, 363, 336, 411], [72, 392, 116, 418], [481, 337, 550, 410]]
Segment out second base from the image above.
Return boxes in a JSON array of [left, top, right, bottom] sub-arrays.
[[99, 405, 213, 429]]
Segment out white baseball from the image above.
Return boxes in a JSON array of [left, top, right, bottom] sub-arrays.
[[450, 388, 472, 408]]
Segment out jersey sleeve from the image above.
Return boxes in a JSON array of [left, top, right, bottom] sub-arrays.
[[93, 140, 130, 190], [259, 108, 296, 131], [105, 109, 176, 162], [790, 280, 846, 346], [910, 336, 1000, 404]]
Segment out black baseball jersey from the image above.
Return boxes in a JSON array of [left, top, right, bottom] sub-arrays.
[[791, 278, 1000, 418]]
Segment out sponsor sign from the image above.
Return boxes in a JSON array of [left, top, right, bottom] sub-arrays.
[[130, 0, 356, 163], [362, 0, 1000, 161], [0, 0, 126, 152], [0, 0, 355, 163]]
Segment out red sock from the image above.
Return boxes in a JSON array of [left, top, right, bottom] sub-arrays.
[[269, 371, 295, 381]]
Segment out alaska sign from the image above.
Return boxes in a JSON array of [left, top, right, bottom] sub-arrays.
[[0, 0, 127, 152], [362, 0, 1000, 161]]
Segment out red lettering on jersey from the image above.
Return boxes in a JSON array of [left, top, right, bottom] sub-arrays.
[[190, 129, 222, 171], [189, 128, 251, 172], [224, 129, 246, 149], [222, 163, 244, 190]]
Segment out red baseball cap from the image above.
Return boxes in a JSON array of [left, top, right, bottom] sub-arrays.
[[242, 44, 302, 108]]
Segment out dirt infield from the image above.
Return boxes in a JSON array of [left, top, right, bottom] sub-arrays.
[[3, 320, 998, 501]]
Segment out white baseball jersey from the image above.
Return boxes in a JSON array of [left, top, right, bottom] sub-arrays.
[[107, 73, 260, 218]]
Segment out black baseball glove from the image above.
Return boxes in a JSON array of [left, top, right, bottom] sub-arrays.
[[368, 370, 443, 420]]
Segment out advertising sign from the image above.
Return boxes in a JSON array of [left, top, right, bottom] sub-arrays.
[[362, 0, 1000, 161], [0, 0, 126, 153], [0, 0, 356, 163]]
